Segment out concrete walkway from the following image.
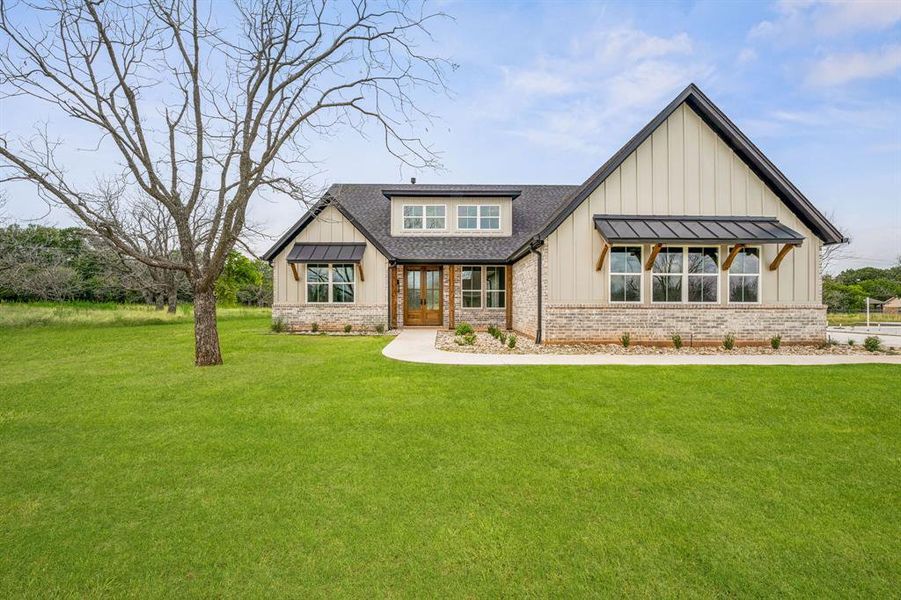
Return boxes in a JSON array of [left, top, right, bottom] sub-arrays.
[[382, 328, 901, 366], [827, 325, 901, 348]]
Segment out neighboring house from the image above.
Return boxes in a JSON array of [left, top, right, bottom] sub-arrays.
[[867, 297, 885, 313], [883, 297, 901, 315], [264, 84, 845, 345]]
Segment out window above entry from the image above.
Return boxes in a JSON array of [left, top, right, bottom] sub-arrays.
[[458, 205, 501, 231], [403, 204, 446, 231]]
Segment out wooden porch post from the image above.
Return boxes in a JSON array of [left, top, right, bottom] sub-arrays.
[[448, 264, 455, 330], [505, 264, 513, 331], [388, 265, 397, 329]]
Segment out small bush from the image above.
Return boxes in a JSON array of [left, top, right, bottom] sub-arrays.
[[498, 332, 507, 345], [462, 332, 477, 346], [847, 339, 855, 346], [455, 322, 474, 336], [508, 334, 517, 349], [863, 336, 881, 352], [375, 323, 385, 334], [270, 318, 287, 333], [620, 332, 631, 348], [310, 322, 319, 333], [671, 333, 683, 349], [770, 334, 782, 350], [344, 324, 352, 333], [487, 324, 499, 338], [723, 333, 735, 350]]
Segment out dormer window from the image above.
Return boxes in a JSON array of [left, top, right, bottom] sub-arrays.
[[403, 204, 446, 230], [458, 205, 500, 231]]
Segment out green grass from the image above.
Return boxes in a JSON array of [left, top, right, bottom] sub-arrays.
[[827, 312, 901, 326], [0, 300, 268, 328], [1, 310, 899, 597]]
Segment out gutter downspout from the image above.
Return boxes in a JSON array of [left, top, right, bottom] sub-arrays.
[[530, 239, 543, 344]]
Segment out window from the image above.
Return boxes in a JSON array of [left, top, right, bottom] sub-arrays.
[[687, 247, 718, 302], [486, 266, 506, 308], [728, 247, 760, 303], [610, 246, 642, 302], [457, 205, 501, 231], [462, 266, 482, 307], [403, 205, 445, 230], [652, 248, 683, 302], [306, 263, 355, 303]]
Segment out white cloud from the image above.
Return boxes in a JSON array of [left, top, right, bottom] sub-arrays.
[[806, 44, 901, 86], [490, 27, 708, 154], [737, 48, 758, 64], [750, 0, 901, 41]]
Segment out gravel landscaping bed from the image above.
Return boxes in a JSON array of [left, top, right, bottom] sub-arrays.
[[435, 331, 897, 355]]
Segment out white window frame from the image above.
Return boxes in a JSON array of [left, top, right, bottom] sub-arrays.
[[608, 246, 643, 304], [306, 263, 356, 304], [457, 204, 501, 231], [727, 245, 762, 305], [402, 204, 446, 231], [459, 265, 506, 309], [649, 246, 721, 304]]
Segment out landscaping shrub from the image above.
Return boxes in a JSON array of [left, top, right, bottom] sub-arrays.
[[508, 334, 516, 349], [864, 336, 881, 352], [455, 322, 474, 336], [770, 334, 782, 350], [499, 332, 507, 345], [620, 332, 630, 348], [344, 324, 352, 333], [270, 318, 286, 333], [847, 339, 855, 346], [375, 324, 385, 334], [462, 332, 476, 345], [671, 333, 683, 349], [487, 324, 499, 338], [310, 322, 319, 333], [723, 333, 735, 350]]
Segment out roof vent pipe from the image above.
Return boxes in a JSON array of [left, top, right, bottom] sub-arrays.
[[410, 177, 416, 184]]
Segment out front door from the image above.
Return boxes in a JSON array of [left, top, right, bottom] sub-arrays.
[[404, 266, 442, 326]]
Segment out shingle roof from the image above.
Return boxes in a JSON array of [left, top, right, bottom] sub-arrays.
[[270, 183, 577, 262], [593, 215, 804, 245]]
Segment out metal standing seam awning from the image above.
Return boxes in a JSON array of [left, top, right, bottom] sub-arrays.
[[285, 243, 367, 281], [592, 215, 804, 271], [593, 215, 804, 245]]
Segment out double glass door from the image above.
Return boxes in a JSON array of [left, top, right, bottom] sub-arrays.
[[404, 266, 442, 326]]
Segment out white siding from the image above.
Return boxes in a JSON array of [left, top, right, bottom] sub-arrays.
[[272, 205, 389, 305], [545, 103, 822, 305]]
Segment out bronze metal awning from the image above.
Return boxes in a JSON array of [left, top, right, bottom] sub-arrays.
[[286, 243, 366, 263], [593, 215, 804, 245]]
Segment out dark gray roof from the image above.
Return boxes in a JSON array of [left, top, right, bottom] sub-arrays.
[[286, 242, 366, 263], [264, 183, 577, 262], [593, 215, 804, 245]]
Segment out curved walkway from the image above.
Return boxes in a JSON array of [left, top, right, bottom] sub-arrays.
[[382, 328, 901, 366]]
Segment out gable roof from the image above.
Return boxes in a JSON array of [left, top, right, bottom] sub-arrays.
[[263, 183, 578, 263], [531, 84, 845, 251]]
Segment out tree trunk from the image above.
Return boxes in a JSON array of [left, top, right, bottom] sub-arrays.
[[167, 289, 177, 313], [155, 294, 165, 310], [193, 287, 222, 366]]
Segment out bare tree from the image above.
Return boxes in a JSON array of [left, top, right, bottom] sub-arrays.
[[0, 0, 447, 365], [820, 210, 850, 275]]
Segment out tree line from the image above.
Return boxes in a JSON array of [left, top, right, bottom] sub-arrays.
[[823, 263, 901, 312], [0, 224, 271, 309]]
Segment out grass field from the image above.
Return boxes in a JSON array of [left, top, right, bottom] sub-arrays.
[[827, 311, 901, 326], [1, 305, 899, 597]]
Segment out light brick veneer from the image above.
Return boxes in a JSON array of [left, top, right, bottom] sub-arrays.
[[272, 303, 389, 332], [542, 303, 827, 345], [512, 252, 539, 337]]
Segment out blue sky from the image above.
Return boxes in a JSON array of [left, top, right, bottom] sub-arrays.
[[2, 0, 899, 271]]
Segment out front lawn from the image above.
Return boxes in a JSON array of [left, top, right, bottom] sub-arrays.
[[1, 312, 899, 597]]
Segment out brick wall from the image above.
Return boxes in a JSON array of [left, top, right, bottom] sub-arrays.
[[543, 303, 827, 345], [272, 303, 389, 332], [512, 252, 539, 337]]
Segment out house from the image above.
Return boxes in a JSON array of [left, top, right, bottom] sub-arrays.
[[264, 84, 845, 345], [883, 297, 901, 315]]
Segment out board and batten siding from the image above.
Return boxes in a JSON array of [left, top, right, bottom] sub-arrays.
[[545, 103, 822, 305], [272, 205, 389, 305]]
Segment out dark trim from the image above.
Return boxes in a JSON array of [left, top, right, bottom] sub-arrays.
[[534, 83, 845, 246], [262, 191, 394, 263], [392, 257, 511, 265], [532, 244, 543, 344], [382, 189, 522, 200], [593, 214, 805, 245]]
